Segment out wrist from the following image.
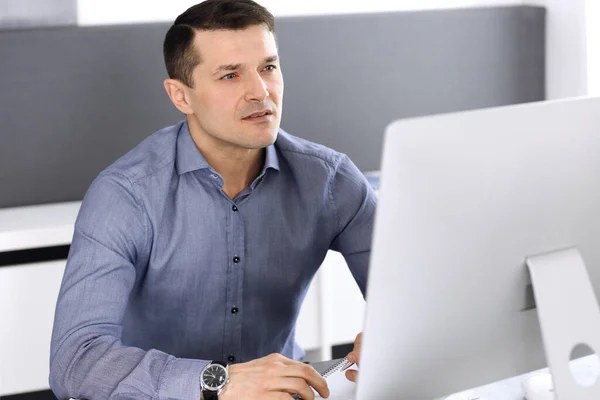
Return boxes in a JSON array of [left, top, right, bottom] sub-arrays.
[[216, 387, 229, 400], [217, 365, 237, 400]]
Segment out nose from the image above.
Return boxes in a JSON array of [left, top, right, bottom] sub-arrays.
[[245, 72, 269, 103]]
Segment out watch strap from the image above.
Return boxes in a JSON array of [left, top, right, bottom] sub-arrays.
[[202, 390, 219, 400]]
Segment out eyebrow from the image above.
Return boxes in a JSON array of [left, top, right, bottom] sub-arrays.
[[212, 55, 279, 76]]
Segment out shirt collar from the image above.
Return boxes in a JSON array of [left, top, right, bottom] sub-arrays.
[[176, 120, 281, 176], [263, 136, 280, 172]]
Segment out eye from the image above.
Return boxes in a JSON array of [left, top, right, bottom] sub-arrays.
[[221, 73, 237, 80], [264, 65, 277, 71]]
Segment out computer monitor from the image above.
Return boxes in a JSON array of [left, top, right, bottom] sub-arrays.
[[356, 97, 600, 399]]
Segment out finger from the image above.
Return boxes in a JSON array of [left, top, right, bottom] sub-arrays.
[[345, 368, 358, 383], [347, 351, 358, 365], [348, 332, 363, 365], [263, 353, 303, 366], [270, 377, 316, 400], [269, 394, 301, 400], [354, 332, 363, 347], [283, 364, 329, 398]]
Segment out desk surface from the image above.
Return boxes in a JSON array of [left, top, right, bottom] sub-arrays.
[[0, 201, 80, 252], [318, 355, 599, 399], [448, 354, 599, 399]]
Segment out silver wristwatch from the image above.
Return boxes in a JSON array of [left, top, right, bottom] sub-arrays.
[[200, 361, 229, 400]]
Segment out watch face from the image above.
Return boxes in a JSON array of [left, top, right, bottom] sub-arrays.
[[202, 364, 227, 389]]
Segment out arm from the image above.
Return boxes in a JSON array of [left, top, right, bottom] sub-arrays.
[[329, 154, 377, 298], [49, 173, 208, 400], [328, 155, 376, 383]]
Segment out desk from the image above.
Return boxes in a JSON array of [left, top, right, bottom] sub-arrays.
[[443, 354, 599, 399], [318, 355, 599, 399], [316, 356, 600, 400]]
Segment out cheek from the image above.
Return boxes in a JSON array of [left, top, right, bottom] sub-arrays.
[[200, 91, 238, 117], [270, 79, 284, 100]]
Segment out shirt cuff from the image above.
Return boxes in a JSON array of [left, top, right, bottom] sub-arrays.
[[158, 357, 210, 400]]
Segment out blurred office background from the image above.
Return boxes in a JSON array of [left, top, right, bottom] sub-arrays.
[[0, 0, 76, 28], [1, 0, 599, 399]]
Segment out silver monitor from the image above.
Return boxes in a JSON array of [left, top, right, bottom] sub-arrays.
[[356, 97, 600, 399]]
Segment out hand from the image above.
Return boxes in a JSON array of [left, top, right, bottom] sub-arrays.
[[345, 332, 362, 382], [218, 353, 330, 400]]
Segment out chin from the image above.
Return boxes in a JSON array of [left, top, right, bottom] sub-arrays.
[[247, 127, 279, 149]]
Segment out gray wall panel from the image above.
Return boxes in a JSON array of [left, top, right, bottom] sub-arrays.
[[276, 7, 545, 172], [0, 24, 181, 208], [0, 7, 545, 208]]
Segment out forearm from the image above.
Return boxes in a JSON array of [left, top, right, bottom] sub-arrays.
[[50, 332, 208, 400]]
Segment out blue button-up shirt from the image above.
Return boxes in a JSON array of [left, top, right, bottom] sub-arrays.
[[50, 121, 376, 400]]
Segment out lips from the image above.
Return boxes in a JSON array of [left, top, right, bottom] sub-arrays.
[[243, 109, 273, 119]]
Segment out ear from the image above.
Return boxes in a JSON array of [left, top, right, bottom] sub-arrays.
[[163, 79, 194, 115]]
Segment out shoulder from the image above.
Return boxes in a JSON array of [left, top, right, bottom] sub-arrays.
[[100, 121, 183, 185], [275, 129, 345, 172]]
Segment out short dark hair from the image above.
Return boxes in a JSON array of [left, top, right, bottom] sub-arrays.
[[163, 0, 275, 87]]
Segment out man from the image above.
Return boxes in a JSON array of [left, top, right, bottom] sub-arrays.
[[49, 1, 376, 399]]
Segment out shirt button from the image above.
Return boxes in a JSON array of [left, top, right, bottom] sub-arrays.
[[231, 307, 239, 314], [233, 256, 240, 264], [228, 354, 236, 362], [232, 205, 238, 212]]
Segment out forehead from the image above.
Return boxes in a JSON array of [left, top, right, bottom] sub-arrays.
[[192, 25, 278, 67]]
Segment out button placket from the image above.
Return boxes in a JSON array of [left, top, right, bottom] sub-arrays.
[[226, 197, 245, 364]]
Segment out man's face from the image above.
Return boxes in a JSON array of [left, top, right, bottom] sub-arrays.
[[185, 25, 283, 150]]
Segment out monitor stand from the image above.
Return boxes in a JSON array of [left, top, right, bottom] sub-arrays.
[[527, 248, 600, 399]]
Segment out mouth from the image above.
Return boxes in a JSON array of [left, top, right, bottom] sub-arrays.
[[242, 109, 273, 121]]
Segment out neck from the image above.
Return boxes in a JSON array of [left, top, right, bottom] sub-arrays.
[[211, 149, 265, 199], [188, 119, 265, 199]]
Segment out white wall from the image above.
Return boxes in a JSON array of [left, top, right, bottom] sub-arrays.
[[586, 0, 600, 96], [77, 0, 523, 25], [529, 0, 588, 100]]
